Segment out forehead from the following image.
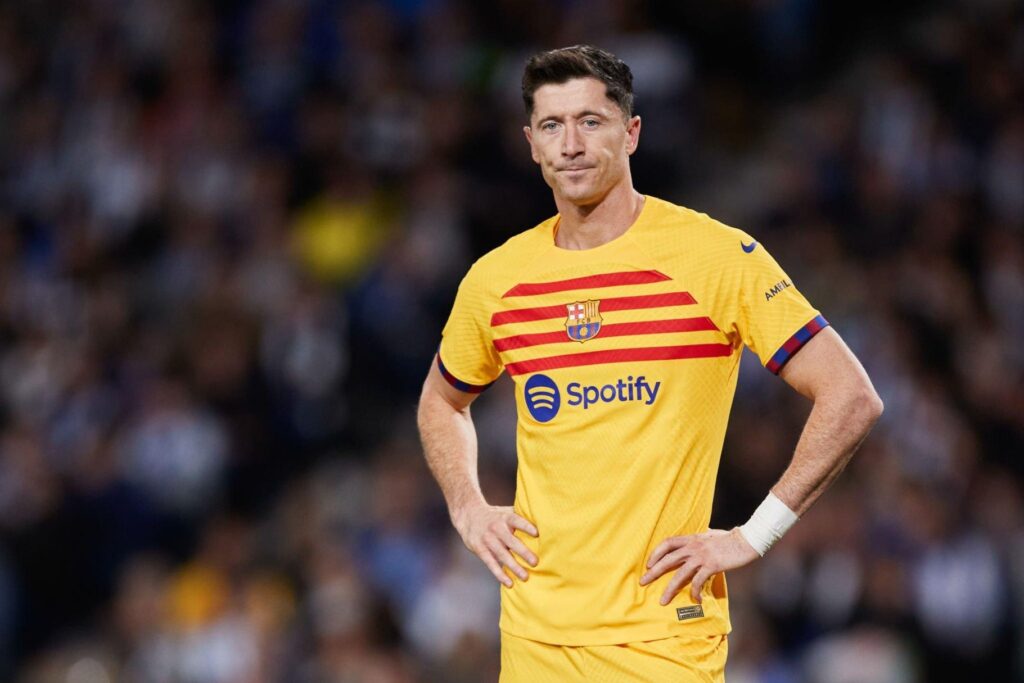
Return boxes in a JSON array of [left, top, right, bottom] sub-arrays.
[[531, 77, 621, 121]]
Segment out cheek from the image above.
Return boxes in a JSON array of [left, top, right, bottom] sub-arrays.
[[535, 141, 557, 165], [597, 144, 620, 169]]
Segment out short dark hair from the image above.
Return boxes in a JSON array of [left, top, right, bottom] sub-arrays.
[[522, 45, 634, 120]]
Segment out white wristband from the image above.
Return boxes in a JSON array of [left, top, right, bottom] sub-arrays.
[[738, 492, 799, 557]]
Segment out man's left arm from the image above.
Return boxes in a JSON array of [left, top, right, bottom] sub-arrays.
[[639, 327, 883, 604]]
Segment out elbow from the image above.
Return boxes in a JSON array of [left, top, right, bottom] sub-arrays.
[[819, 372, 883, 432], [870, 389, 884, 421], [851, 382, 884, 430]]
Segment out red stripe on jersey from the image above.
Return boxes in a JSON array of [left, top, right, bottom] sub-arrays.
[[491, 292, 697, 327], [504, 343, 733, 376], [493, 317, 720, 352], [502, 270, 672, 298]]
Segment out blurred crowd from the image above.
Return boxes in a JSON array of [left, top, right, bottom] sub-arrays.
[[0, 0, 1022, 681]]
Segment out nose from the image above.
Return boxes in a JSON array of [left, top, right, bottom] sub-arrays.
[[561, 124, 584, 158]]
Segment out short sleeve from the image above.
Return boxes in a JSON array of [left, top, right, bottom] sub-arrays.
[[437, 268, 504, 393], [724, 236, 829, 374]]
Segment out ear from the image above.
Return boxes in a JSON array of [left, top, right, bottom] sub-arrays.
[[625, 115, 641, 156], [523, 125, 540, 164]]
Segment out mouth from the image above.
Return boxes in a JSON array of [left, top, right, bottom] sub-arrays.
[[557, 166, 594, 173]]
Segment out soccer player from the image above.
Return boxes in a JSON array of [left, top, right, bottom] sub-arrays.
[[417, 45, 882, 681]]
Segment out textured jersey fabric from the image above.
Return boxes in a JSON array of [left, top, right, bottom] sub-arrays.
[[438, 195, 826, 645]]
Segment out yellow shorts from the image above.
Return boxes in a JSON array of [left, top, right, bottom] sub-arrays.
[[499, 631, 728, 682]]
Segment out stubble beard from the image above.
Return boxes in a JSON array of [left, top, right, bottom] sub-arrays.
[[556, 167, 620, 208]]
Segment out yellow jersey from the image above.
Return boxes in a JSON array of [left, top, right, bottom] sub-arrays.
[[437, 196, 826, 645]]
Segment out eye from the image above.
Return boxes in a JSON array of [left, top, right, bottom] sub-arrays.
[[582, 119, 600, 128], [541, 121, 559, 132]]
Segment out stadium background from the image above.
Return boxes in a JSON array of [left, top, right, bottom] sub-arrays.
[[0, 0, 1022, 681]]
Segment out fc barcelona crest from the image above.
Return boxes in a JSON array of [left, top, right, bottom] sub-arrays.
[[565, 300, 603, 343]]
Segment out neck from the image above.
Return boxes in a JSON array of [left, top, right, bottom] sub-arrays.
[[553, 181, 645, 250]]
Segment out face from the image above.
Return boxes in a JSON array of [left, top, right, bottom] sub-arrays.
[[524, 77, 641, 207]]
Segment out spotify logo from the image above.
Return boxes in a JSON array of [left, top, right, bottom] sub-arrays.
[[524, 374, 560, 423]]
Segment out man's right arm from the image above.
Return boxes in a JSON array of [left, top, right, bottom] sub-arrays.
[[417, 359, 539, 587]]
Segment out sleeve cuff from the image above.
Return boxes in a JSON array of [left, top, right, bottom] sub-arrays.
[[436, 353, 496, 394], [765, 315, 829, 375]]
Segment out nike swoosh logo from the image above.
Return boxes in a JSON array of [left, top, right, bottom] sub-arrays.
[[741, 240, 758, 253]]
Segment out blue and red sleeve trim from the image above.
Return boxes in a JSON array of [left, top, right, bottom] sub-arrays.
[[436, 353, 495, 394], [766, 315, 829, 375]]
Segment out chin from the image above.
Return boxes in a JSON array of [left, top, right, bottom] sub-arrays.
[[557, 182, 601, 205]]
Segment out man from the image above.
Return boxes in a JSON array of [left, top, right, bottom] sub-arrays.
[[417, 45, 882, 681]]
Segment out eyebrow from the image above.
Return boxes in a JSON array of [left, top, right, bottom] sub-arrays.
[[537, 109, 608, 122]]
